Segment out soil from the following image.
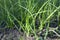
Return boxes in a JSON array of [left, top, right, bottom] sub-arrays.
[[0, 28, 60, 40], [0, 28, 20, 40]]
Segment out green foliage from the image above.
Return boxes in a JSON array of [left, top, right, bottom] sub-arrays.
[[0, 0, 60, 40]]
